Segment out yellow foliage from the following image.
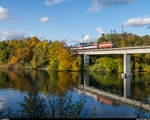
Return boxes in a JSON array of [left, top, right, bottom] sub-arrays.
[[58, 48, 73, 71], [0, 61, 3, 65], [72, 56, 81, 71], [48, 41, 81, 71], [31, 37, 39, 46]]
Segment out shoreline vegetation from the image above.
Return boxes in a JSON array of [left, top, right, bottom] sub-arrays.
[[1, 64, 150, 75], [1, 33, 150, 73], [0, 37, 81, 72]]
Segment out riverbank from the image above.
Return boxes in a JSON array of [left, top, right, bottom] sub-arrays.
[[0, 64, 80, 72], [0, 64, 32, 70], [1, 63, 150, 74], [0, 64, 49, 71]]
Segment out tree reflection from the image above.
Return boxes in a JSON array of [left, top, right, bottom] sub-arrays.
[[47, 92, 89, 118], [0, 70, 150, 103], [0, 88, 94, 118], [88, 71, 150, 103], [47, 71, 81, 96], [89, 72, 123, 96], [131, 73, 150, 103], [0, 70, 81, 95], [18, 78, 49, 118], [0, 104, 12, 118], [0, 70, 95, 118]]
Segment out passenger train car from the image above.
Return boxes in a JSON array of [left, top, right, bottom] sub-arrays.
[[74, 42, 114, 50], [77, 42, 97, 49]]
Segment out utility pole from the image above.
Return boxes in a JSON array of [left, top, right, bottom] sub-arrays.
[[121, 25, 124, 47]]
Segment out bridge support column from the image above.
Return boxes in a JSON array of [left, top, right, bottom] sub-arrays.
[[124, 76, 131, 98], [84, 54, 89, 67], [123, 54, 131, 77], [84, 74, 89, 87]]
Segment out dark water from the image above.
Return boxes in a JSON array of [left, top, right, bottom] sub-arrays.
[[0, 70, 150, 118]]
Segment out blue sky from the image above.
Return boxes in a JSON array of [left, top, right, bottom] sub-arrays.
[[0, 0, 150, 44]]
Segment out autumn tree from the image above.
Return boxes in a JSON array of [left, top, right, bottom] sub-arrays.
[[57, 48, 73, 71], [32, 40, 49, 69], [48, 41, 81, 71], [48, 41, 64, 71]]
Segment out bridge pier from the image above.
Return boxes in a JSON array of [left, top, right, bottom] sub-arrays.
[[84, 74, 89, 87], [84, 54, 89, 67], [123, 54, 131, 77]]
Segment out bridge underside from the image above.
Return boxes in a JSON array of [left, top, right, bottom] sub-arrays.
[[82, 54, 131, 77], [78, 46, 150, 77]]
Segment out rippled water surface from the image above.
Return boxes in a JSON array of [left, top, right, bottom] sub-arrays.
[[0, 70, 150, 118]]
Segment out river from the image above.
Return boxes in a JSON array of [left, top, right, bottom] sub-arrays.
[[0, 70, 150, 118]]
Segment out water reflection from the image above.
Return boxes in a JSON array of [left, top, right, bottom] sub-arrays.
[[0, 70, 150, 104], [84, 73, 89, 87], [88, 72, 150, 103], [0, 70, 81, 95], [0, 70, 150, 118], [87, 72, 124, 96], [0, 70, 96, 118], [124, 76, 131, 98], [83, 72, 131, 98], [19, 87, 49, 118]]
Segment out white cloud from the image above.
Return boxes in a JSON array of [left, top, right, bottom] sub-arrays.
[[81, 34, 91, 42], [45, 0, 69, 6], [96, 27, 104, 33], [40, 17, 52, 23], [0, 29, 25, 40], [0, 6, 9, 20], [96, 27, 104, 37], [0, 6, 16, 23], [122, 17, 150, 28], [8, 18, 17, 23], [87, 0, 136, 13]]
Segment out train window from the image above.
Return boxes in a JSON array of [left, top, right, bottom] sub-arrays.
[[80, 43, 88, 47]]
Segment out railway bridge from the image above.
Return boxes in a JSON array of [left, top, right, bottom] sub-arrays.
[[75, 46, 150, 77]]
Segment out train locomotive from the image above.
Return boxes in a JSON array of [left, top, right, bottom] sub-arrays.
[[75, 42, 114, 49]]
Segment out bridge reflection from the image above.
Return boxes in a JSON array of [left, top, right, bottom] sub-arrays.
[[124, 76, 130, 98], [83, 73, 131, 98], [76, 74, 150, 112]]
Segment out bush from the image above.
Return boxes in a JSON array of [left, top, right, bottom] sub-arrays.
[[89, 57, 123, 73]]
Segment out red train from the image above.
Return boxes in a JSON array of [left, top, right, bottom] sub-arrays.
[[75, 42, 114, 49], [98, 42, 114, 48]]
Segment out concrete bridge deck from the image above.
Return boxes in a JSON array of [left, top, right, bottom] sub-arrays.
[[76, 46, 150, 55]]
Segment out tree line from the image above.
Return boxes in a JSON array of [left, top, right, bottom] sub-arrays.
[[0, 37, 81, 71], [1, 32, 150, 72], [98, 32, 150, 47]]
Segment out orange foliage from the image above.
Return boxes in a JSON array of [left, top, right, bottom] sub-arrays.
[[10, 56, 18, 64], [15, 48, 21, 55], [10, 72, 21, 89]]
